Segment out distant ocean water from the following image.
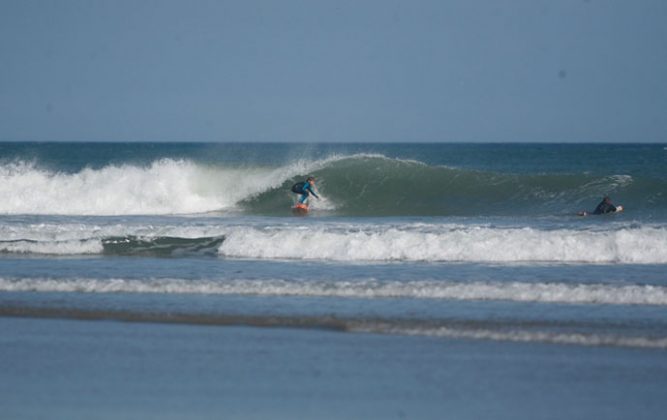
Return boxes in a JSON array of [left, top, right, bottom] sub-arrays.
[[1, 142, 666, 350]]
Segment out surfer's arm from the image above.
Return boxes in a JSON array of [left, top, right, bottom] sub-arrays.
[[305, 184, 319, 199]]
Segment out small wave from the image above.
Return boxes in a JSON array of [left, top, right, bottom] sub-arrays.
[[219, 224, 667, 264], [0, 239, 103, 255], [2, 223, 667, 263], [354, 324, 667, 349], [102, 235, 225, 257], [1, 277, 666, 306], [0, 236, 225, 257]]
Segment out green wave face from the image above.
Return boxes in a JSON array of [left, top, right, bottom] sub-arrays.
[[242, 155, 667, 217], [102, 236, 225, 257]]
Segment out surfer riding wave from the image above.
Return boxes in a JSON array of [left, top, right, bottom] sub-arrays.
[[291, 176, 319, 210]]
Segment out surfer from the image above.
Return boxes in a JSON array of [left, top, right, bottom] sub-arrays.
[[291, 176, 320, 207], [592, 196, 618, 215], [579, 196, 623, 216]]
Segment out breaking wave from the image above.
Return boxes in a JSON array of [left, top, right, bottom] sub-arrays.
[[1, 154, 665, 216]]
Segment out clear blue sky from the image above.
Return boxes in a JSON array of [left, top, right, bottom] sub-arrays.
[[1, 0, 666, 142]]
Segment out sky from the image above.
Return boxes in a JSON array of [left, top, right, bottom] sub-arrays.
[[1, 0, 666, 143]]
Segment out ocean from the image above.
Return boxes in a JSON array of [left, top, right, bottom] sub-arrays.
[[1, 142, 666, 419]]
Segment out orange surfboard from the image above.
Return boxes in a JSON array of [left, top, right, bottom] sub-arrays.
[[292, 203, 309, 215]]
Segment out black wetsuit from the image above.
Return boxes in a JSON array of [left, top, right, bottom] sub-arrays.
[[592, 200, 616, 215]]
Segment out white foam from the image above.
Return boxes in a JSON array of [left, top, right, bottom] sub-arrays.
[[2, 220, 667, 264], [0, 160, 217, 215], [0, 239, 103, 255], [219, 224, 667, 264], [0, 157, 349, 215], [356, 324, 667, 349], [1, 277, 666, 306]]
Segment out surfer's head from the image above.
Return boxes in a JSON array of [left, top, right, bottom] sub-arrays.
[[307, 176, 315, 183]]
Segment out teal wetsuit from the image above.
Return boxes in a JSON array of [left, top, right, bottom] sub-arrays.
[[298, 181, 319, 204]]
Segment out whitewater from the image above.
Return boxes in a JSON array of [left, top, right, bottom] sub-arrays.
[[0, 157, 318, 215], [1, 219, 666, 264]]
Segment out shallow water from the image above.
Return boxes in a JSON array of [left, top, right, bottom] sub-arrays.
[[2, 317, 666, 420]]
